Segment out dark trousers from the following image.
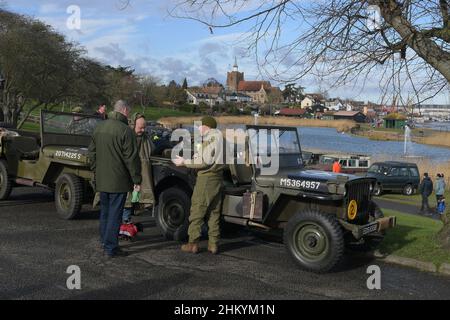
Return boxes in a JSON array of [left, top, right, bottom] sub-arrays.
[[100, 192, 127, 255], [421, 194, 430, 213]]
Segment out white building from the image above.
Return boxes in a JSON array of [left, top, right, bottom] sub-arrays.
[[418, 104, 450, 120], [325, 99, 343, 111], [300, 97, 314, 109]]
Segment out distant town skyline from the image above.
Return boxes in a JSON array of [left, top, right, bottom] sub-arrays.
[[4, 0, 450, 105]]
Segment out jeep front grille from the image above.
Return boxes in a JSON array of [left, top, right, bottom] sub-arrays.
[[345, 180, 372, 222]]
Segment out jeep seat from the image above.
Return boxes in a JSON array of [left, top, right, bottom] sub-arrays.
[[229, 163, 253, 186], [6, 136, 40, 160]]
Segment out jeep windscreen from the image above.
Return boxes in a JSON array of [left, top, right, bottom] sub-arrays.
[[247, 127, 303, 172], [42, 111, 102, 137], [40, 110, 103, 148]]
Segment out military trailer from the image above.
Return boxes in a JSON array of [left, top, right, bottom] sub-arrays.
[[0, 110, 101, 219], [153, 125, 396, 273]]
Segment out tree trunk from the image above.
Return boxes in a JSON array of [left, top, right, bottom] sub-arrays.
[[438, 212, 450, 248], [376, 0, 450, 83]]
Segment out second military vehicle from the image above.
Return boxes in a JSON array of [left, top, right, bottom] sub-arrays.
[[0, 110, 101, 219]]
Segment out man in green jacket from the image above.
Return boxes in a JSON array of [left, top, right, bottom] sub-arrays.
[[89, 100, 141, 258], [173, 116, 226, 254]]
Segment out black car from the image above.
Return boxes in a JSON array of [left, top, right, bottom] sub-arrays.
[[366, 161, 420, 196]]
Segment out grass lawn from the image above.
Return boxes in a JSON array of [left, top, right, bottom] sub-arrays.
[[20, 122, 40, 132], [379, 209, 450, 266], [131, 106, 193, 121], [378, 190, 450, 207]]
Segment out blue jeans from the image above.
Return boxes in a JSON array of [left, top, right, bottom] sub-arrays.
[[122, 207, 134, 223], [100, 192, 127, 256]]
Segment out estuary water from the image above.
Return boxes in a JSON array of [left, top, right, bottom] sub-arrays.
[[298, 127, 450, 163]]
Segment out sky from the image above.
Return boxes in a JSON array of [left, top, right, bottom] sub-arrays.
[[3, 0, 450, 105]]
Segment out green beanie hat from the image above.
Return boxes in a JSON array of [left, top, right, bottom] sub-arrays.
[[71, 106, 83, 113], [200, 116, 217, 129], [131, 112, 145, 125]]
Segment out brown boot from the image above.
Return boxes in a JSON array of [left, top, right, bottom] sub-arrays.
[[208, 243, 218, 255], [181, 242, 199, 254]]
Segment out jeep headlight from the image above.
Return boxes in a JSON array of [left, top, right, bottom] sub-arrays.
[[369, 183, 374, 192]]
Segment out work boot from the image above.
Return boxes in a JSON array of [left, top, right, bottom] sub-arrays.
[[181, 242, 199, 254], [208, 243, 218, 255]]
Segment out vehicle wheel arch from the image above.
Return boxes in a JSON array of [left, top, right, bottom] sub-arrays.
[[154, 176, 192, 204]]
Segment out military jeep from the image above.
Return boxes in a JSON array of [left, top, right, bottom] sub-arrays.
[[153, 125, 396, 273], [0, 110, 101, 219]]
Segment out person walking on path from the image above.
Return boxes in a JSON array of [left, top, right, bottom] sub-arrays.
[[173, 116, 226, 255], [89, 100, 141, 258], [419, 172, 433, 215]]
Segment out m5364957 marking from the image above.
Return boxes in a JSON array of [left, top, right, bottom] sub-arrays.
[[280, 178, 321, 189]]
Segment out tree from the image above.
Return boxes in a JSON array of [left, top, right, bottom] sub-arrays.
[[167, 80, 187, 105], [182, 77, 188, 90], [203, 77, 223, 87], [0, 9, 83, 127], [134, 75, 161, 113], [170, 0, 450, 246], [104, 65, 139, 105], [283, 83, 305, 103], [171, 1, 450, 106]]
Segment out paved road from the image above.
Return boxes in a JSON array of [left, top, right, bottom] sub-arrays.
[[1, 187, 450, 300], [375, 198, 443, 221]]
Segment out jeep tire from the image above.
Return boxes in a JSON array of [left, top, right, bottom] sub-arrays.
[[55, 173, 83, 220], [156, 187, 190, 241], [0, 160, 12, 200], [284, 210, 344, 273]]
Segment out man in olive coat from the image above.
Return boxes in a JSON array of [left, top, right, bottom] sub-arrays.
[[122, 113, 155, 223], [89, 100, 141, 257], [173, 116, 226, 254]]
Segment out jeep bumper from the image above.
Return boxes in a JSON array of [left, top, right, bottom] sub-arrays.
[[340, 216, 397, 240]]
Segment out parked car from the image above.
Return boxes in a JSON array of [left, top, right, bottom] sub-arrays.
[[366, 161, 420, 196], [305, 152, 371, 174]]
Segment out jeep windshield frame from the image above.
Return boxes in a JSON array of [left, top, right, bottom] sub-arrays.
[[40, 110, 103, 148], [246, 125, 304, 173]]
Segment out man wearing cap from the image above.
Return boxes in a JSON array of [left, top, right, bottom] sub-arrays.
[[173, 116, 226, 254]]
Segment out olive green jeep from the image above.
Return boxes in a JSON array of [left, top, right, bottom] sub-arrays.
[[0, 110, 100, 219], [153, 125, 396, 273]]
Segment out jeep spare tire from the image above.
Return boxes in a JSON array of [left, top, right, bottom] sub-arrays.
[[55, 173, 83, 220], [284, 210, 344, 273], [0, 160, 12, 200], [156, 187, 190, 241]]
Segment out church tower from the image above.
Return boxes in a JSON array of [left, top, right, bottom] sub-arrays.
[[227, 57, 244, 92]]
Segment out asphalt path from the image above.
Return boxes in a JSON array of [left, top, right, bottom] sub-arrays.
[[1, 187, 450, 300]]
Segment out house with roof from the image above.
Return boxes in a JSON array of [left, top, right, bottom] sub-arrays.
[[226, 59, 283, 104], [331, 111, 367, 123], [325, 99, 343, 111], [384, 113, 407, 129], [276, 107, 309, 117], [186, 86, 224, 106], [224, 92, 252, 103]]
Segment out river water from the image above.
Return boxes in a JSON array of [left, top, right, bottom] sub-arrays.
[[298, 127, 450, 163]]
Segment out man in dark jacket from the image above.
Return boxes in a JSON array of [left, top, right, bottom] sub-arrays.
[[89, 100, 141, 257], [419, 172, 433, 215]]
